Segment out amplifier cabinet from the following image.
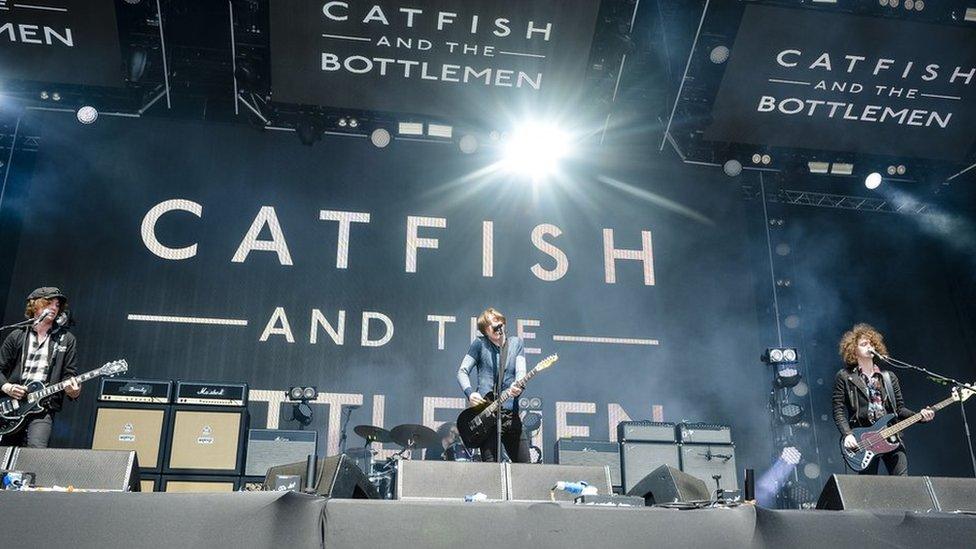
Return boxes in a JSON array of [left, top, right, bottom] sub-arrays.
[[99, 378, 172, 404], [164, 406, 248, 475], [679, 443, 737, 492], [554, 439, 621, 490], [175, 381, 248, 407], [244, 429, 317, 477], [90, 403, 171, 473], [677, 423, 732, 444], [617, 421, 677, 443], [162, 475, 240, 493], [620, 441, 681, 494], [140, 475, 162, 493]]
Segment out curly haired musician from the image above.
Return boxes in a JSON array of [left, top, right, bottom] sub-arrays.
[[456, 307, 530, 463], [0, 287, 81, 448], [832, 323, 933, 475]]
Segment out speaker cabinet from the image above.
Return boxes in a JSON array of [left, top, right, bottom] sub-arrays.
[[679, 443, 737, 492], [396, 461, 506, 501], [620, 441, 681, 493], [162, 475, 240, 493], [91, 404, 170, 473], [0, 446, 12, 469], [140, 475, 161, 493], [264, 454, 377, 499], [626, 464, 710, 505], [9, 448, 140, 491], [816, 474, 976, 511], [165, 407, 247, 475], [244, 429, 317, 477], [554, 439, 621, 491], [507, 463, 613, 502]]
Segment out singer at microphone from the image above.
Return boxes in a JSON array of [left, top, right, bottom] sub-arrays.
[[0, 287, 81, 448], [832, 323, 935, 477]]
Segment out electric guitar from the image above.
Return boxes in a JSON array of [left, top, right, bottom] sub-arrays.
[[841, 382, 974, 471], [456, 354, 558, 448], [0, 359, 128, 436]]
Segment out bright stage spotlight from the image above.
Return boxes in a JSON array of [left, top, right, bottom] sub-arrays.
[[76, 106, 98, 125], [501, 122, 573, 181], [865, 172, 883, 189]]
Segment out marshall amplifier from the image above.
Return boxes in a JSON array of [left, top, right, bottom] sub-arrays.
[[616, 421, 677, 443], [99, 379, 173, 404], [176, 381, 248, 407], [244, 429, 318, 477], [554, 439, 621, 490], [677, 423, 732, 445]]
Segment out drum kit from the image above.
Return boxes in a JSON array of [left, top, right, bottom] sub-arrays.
[[348, 423, 444, 499]]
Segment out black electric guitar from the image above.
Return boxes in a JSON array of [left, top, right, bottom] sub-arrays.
[[841, 382, 974, 472], [0, 359, 128, 436], [456, 354, 557, 448]]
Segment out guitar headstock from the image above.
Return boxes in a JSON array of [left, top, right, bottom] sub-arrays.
[[953, 383, 975, 403], [100, 359, 128, 377], [534, 354, 558, 372]]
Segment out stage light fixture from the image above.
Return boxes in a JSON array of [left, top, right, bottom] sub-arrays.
[[286, 386, 317, 401], [896, 164, 906, 175], [371, 128, 391, 148], [398, 122, 424, 136], [709, 45, 730, 64], [723, 159, 742, 177], [763, 347, 799, 364], [830, 163, 853, 176], [865, 172, 883, 189], [966, 7, 976, 22], [40, 91, 49, 100], [522, 411, 542, 433], [428, 124, 452, 139], [458, 134, 479, 154], [780, 446, 801, 465], [807, 161, 829, 174], [774, 364, 801, 388], [792, 381, 809, 397], [338, 118, 348, 127], [761, 154, 771, 165], [501, 122, 573, 181], [751, 154, 762, 164], [887, 165, 897, 175], [76, 106, 99, 125], [779, 403, 804, 424], [518, 396, 543, 411], [51, 92, 61, 102], [803, 462, 821, 479]]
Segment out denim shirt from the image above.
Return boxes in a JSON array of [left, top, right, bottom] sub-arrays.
[[457, 336, 525, 411]]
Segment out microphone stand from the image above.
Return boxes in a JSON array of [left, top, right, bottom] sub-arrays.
[[339, 406, 355, 455], [496, 327, 507, 464], [0, 318, 36, 331], [876, 353, 976, 477]]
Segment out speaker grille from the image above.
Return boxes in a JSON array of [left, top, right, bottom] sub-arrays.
[[396, 461, 506, 501], [507, 463, 612, 502], [0, 446, 13, 469], [679, 443, 737, 491], [10, 448, 138, 491], [244, 429, 317, 477], [817, 475, 937, 510], [554, 440, 621, 488], [92, 407, 166, 469], [167, 409, 244, 473]]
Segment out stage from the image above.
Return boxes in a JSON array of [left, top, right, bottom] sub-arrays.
[[2, 492, 975, 549]]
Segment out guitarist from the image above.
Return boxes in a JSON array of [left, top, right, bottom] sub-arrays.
[[832, 323, 933, 475], [0, 287, 81, 447], [456, 308, 530, 463]]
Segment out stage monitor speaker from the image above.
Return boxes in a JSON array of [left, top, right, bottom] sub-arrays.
[[9, 448, 140, 491], [816, 474, 976, 511], [507, 463, 612, 502], [244, 429, 317, 477], [0, 446, 12, 469], [554, 439, 621, 490], [165, 407, 247, 475], [626, 464, 709, 505], [162, 475, 240, 493], [264, 454, 377, 499], [620, 441, 680, 493], [396, 461, 506, 501], [140, 475, 161, 493], [91, 405, 168, 472], [679, 443, 738, 492]]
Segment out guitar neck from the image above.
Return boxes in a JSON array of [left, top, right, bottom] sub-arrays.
[[27, 369, 102, 402], [880, 395, 956, 439], [484, 367, 540, 414]]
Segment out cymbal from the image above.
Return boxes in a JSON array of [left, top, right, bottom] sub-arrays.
[[390, 423, 441, 449], [354, 424, 392, 443]]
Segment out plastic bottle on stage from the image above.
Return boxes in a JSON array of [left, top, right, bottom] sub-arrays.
[[553, 481, 598, 496], [463, 492, 489, 502]]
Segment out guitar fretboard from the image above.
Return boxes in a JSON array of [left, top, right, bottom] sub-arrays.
[[879, 395, 957, 439], [27, 369, 102, 403], [481, 367, 543, 417]]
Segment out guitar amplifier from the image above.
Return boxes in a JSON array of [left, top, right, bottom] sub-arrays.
[[617, 421, 677, 443], [99, 379, 173, 404], [176, 381, 248, 407], [679, 443, 737, 492], [164, 407, 248, 475], [91, 404, 171, 472], [554, 439, 621, 490], [677, 423, 732, 444], [244, 429, 317, 477]]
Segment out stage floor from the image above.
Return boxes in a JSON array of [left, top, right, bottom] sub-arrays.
[[2, 492, 974, 548]]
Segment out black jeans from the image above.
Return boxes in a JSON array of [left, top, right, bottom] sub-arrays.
[[0, 413, 54, 448], [858, 447, 908, 476], [479, 409, 530, 463]]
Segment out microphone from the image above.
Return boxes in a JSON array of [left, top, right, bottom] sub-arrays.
[[492, 323, 504, 335], [32, 310, 52, 326], [869, 349, 885, 360]]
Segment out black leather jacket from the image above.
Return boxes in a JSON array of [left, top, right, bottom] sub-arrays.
[[832, 367, 915, 436], [0, 326, 78, 412]]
